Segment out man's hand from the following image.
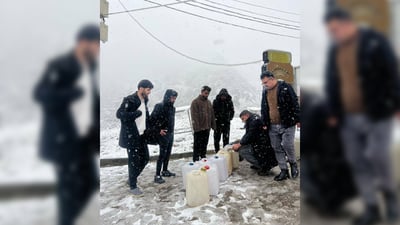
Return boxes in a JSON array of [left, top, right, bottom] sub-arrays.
[[396, 111, 400, 120], [133, 110, 142, 119], [262, 126, 267, 130], [327, 116, 338, 127], [160, 129, 167, 136], [232, 143, 241, 151], [296, 122, 301, 128]]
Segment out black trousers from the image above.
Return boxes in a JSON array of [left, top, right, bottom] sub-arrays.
[[156, 133, 174, 176], [193, 129, 210, 161], [127, 135, 149, 189], [214, 123, 230, 152], [56, 155, 98, 225]]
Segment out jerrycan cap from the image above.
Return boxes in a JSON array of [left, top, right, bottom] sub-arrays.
[[202, 165, 210, 171]]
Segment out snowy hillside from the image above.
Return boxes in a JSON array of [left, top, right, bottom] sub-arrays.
[[101, 115, 247, 159]]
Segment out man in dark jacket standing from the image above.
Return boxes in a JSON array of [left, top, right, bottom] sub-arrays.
[[261, 71, 300, 181], [324, 8, 400, 225], [213, 88, 234, 152], [116, 79, 153, 195], [34, 25, 99, 225], [190, 86, 216, 161], [232, 110, 278, 176], [150, 89, 178, 184]]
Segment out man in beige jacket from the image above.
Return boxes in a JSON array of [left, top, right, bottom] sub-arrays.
[[190, 86, 216, 161]]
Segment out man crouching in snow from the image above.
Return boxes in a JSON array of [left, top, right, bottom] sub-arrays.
[[150, 89, 178, 184], [116, 80, 153, 195], [232, 110, 277, 176]]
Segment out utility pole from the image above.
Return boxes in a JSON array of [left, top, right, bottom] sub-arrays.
[[100, 0, 109, 43]]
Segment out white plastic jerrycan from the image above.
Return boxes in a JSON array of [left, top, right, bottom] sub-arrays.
[[181, 162, 200, 189], [209, 155, 228, 182], [230, 150, 240, 169], [217, 149, 232, 175], [201, 165, 219, 196], [186, 170, 209, 207], [224, 145, 240, 169], [199, 158, 210, 167]]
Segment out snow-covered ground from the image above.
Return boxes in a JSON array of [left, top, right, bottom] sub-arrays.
[[0, 192, 99, 225], [0, 120, 54, 185], [100, 158, 301, 225]]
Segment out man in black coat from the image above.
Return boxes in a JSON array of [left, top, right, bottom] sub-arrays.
[[213, 88, 234, 152], [232, 110, 278, 176], [260, 71, 300, 181], [150, 89, 178, 184], [33, 24, 99, 225], [116, 79, 153, 195], [324, 7, 400, 225]]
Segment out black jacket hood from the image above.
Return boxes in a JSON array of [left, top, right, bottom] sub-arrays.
[[163, 89, 178, 105], [216, 88, 232, 101]]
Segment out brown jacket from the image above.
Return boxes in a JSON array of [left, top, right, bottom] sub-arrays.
[[190, 95, 216, 132]]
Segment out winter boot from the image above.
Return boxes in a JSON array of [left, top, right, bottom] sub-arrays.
[[274, 169, 290, 181], [353, 205, 381, 225], [154, 175, 166, 184], [161, 170, 176, 177], [130, 187, 143, 196], [290, 162, 299, 179]]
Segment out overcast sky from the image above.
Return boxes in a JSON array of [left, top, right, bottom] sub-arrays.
[[101, 0, 301, 103], [0, 0, 97, 124]]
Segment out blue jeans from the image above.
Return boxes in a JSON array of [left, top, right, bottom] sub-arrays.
[[269, 124, 296, 170], [238, 145, 260, 168], [341, 114, 396, 206]]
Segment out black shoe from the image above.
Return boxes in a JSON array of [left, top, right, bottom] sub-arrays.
[[353, 205, 381, 225], [239, 155, 244, 162], [257, 168, 271, 176], [250, 165, 260, 170], [274, 169, 289, 181], [154, 175, 165, 184], [384, 191, 399, 223], [290, 162, 299, 179], [161, 170, 176, 177]]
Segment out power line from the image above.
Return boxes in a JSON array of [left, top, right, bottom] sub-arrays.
[[182, 0, 299, 30], [144, 0, 300, 39], [200, 0, 300, 24], [107, 0, 194, 15], [228, 0, 300, 16], [117, 0, 263, 66]]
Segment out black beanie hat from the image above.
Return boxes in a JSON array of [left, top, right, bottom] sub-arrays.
[[324, 7, 352, 23], [76, 24, 100, 42]]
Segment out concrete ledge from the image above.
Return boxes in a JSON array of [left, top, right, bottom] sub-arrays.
[[101, 140, 301, 168], [0, 182, 55, 199], [100, 150, 217, 167]]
